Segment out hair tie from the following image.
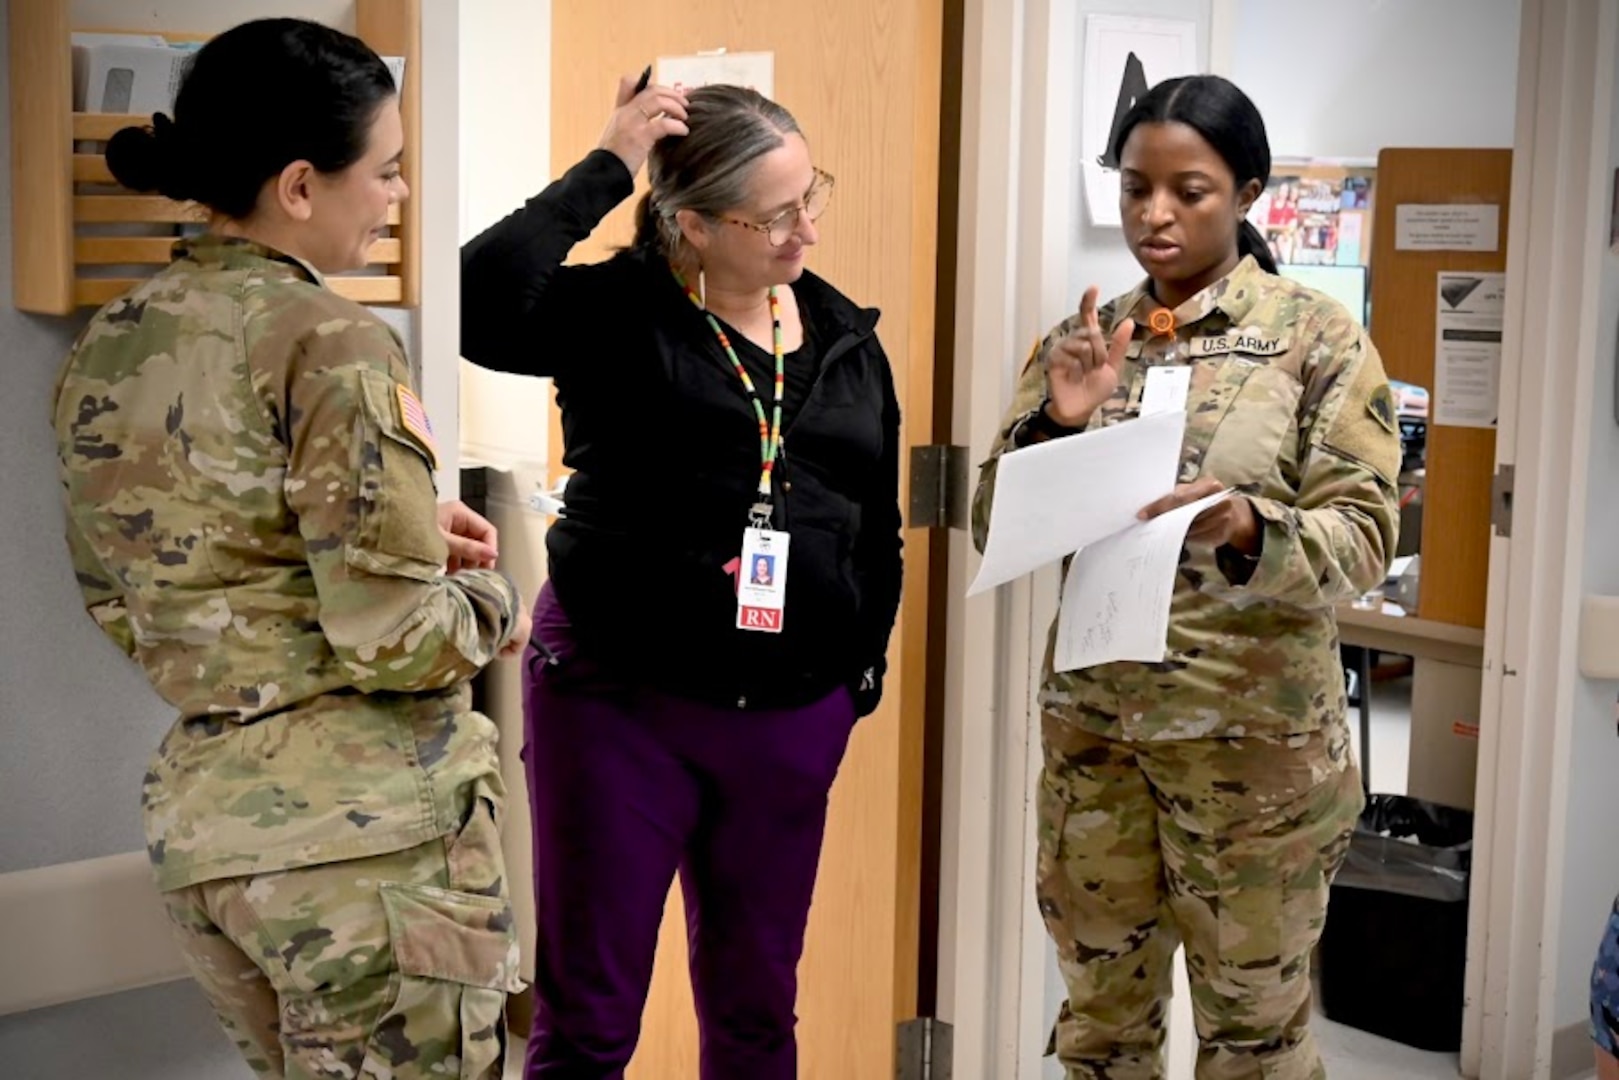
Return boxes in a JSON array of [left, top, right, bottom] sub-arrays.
[[1148, 309, 1176, 337]]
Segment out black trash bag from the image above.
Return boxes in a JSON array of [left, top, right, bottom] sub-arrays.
[[1335, 794, 1473, 903], [1319, 795, 1474, 1053]]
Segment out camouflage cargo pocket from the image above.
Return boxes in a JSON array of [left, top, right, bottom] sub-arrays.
[[366, 882, 524, 1079]]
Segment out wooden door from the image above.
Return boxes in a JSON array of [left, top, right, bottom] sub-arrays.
[[1367, 148, 1513, 629], [547, 3, 943, 1077]]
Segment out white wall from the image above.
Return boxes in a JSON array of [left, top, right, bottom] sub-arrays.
[[455, 0, 556, 987], [421, 0, 463, 497], [0, 7, 172, 876], [1556, 10, 1619, 1029], [1229, 0, 1521, 161], [458, 0, 553, 474], [1069, 0, 1522, 304]]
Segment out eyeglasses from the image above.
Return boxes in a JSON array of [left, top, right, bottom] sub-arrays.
[[723, 168, 835, 246]]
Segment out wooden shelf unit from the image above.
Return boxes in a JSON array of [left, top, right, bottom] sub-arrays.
[[7, 0, 421, 314]]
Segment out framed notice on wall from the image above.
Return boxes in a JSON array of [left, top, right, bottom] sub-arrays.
[[1080, 15, 1197, 228], [1433, 271, 1505, 429], [654, 50, 773, 97]]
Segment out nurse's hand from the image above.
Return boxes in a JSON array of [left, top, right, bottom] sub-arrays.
[[438, 500, 499, 572], [1138, 478, 1262, 556], [599, 75, 690, 176], [1046, 286, 1135, 427]]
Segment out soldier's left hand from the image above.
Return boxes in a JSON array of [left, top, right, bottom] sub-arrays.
[[438, 501, 500, 572], [1137, 478, 1262, 556]]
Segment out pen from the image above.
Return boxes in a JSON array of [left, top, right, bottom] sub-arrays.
[[633, 64, 652, 95]]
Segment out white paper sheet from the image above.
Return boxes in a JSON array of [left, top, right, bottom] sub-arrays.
[[1434, 270, 1505, 428], [1082, 164, 1123, 228], [655, 51, 774, 97], [1395, 204, 1501, 252], [1054, 490, 1231, 672], [969, 409, 1186, 596]]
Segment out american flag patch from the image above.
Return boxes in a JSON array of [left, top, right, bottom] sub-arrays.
[[395, 383, 440, 469]]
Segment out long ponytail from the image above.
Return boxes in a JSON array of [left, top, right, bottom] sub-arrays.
[[1238, 218, 1279, 274]]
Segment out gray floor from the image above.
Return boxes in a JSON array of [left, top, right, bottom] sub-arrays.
[[1315, 1011, 1464, 1079], [0, 980, 250, 1080], [510, 1021, 1470, 1080]]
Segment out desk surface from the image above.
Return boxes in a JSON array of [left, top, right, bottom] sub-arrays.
[[1336, 603, 1485, 665]]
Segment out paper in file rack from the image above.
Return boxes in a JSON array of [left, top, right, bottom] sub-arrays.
[[968, 408, 1187, 596]]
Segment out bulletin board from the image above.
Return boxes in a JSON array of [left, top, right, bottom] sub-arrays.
[[1250, 162, 1378, 269]]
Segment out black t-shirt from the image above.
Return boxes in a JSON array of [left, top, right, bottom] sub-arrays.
[[719, 314, 822, 430]]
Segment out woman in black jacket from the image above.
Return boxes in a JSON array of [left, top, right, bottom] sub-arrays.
[[461, 76, 903, 1080]]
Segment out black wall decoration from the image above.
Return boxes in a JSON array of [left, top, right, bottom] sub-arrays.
[[1097, 51, 1148, 169]]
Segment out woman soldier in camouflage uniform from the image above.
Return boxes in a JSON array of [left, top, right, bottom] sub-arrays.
[[53, 19, 530, 1078], [974, 76, 1400, 1079]]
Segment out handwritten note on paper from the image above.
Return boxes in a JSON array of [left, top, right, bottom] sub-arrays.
[[969, 408, 1187, 596], [1054, 490, 1231, 672]]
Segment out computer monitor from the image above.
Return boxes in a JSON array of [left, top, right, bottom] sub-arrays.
[[1279, 263, 1369, 326]]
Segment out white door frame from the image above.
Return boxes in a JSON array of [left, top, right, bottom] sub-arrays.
[[938, 1, 1150, 1076], [939, 2, 1617, 1078], [935, 0, 1038, 1072], [1464, 1, 1616, 1078]]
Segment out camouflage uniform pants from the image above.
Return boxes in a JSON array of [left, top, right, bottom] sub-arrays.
[[1039, 711, 1363, 1080], [162, 775, 522, 1079]]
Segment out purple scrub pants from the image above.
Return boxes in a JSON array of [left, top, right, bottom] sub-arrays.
[[521, 582, 856, 1079]]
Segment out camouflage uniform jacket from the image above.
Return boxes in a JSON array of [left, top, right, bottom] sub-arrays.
[[972, 256, 1400, 740], [53, 236, 524, 891]]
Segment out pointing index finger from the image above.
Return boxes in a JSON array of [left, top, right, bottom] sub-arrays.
[[1078, 285, 1100, 332]]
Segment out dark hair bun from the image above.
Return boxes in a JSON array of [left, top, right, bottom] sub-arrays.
[[105, 114, 187, 200]]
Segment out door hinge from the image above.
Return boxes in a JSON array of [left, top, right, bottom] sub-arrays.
[[896, 1017, 954, 1079], [1491, 463, 1514, 538], [908, 445, 970, 530]]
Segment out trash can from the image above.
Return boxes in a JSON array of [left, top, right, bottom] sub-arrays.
[[1317, 795, 1474, 1052]]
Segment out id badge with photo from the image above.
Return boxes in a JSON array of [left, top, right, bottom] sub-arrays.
[[737, 527, 790, 633]]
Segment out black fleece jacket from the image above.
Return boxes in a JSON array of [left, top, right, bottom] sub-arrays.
[[461, 150, 903, 714]]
